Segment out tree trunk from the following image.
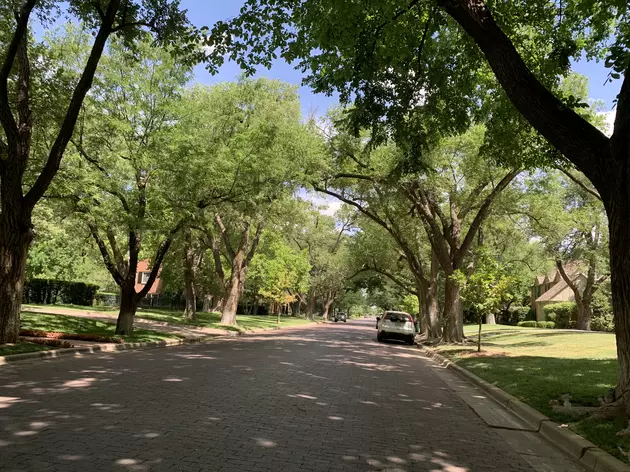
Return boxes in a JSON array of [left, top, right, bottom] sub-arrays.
[[307, 292, 316, 320], [608, 205, 630, 414], [322, 297, 334, 320], [202, 295, 212, 312], [116, 287, 138, 335], [485, 312, 496, 325], [443, 275, 464, 343], [0, 228, 32, 344], [221, 273, 240, 325], [183, 228, 197, 321], [576, 299, 592, 331], [211, 296, 224, 313]]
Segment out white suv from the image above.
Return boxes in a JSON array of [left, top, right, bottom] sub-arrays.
[[376, 311, 415, 345]]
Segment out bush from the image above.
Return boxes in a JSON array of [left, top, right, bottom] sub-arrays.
[[517, 321, 537, 328], [543, 302, 577, 329], [95, 292, 120, 307], [23, 279, 99, 306], [537, 321, 556, 329], [500, 306, 535, 325], [591, 313, 614, 332]]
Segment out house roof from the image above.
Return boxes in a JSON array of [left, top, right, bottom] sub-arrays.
[[533, 260, 585, 287], [535, 279, 570, 302]]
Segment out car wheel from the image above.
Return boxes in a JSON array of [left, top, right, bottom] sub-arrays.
[[343, 319, 346, 322], [377, 333, 383, 342], [407, 336, 415, 346]]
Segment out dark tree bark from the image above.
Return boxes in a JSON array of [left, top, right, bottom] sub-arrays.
[[116, 283, 139, 335], [0, 0, 121, 344], [183, 228, 197, 321], [307, 291, 316, 320], [440, 0, 630, 411]]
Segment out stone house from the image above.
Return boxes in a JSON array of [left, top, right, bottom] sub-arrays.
[[531, 261, 586, 321]]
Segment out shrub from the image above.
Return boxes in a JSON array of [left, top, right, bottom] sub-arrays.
[[543, 302, 577, 329], [499, 306, 535, 325], [591, 313, 614, 332], [517, 321, 537, 328], [95, 292, 120, 307], [536, 321, 555, 329], [23, 279, 99, 306]]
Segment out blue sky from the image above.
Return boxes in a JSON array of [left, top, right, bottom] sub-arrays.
[[181, 0, 622, 115]]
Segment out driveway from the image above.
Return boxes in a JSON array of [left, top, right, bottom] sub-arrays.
[[1, 319, 542, 471]]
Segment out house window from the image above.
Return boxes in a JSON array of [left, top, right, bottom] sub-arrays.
[[138, 272, 150, 285]]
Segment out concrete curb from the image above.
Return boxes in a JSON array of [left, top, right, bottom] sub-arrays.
[[0, 320, 320, 367], [0, 336, 218, 366], [421, 346, 630, 472]]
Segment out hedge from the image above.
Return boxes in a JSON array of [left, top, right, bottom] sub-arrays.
[[543, 302, 577, 329], [499, 305, 535, 325], [23, 279, 99, 306], [517, 320, 555, 329], [517, 321, 537, 328]]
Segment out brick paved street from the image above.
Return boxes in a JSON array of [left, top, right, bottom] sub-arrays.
[[0, 319, 539, 471]]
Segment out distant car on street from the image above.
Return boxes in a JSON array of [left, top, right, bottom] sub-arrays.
[[376, 311, 415, 345], [331, 312, 347, 322]]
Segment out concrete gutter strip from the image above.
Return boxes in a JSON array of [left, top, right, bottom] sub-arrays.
[[421, 346, 630, 472]]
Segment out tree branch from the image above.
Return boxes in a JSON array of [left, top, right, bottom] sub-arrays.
[[137, 219, 186, 299], [245, 223, 264, 266], [0, 0, 37, 149], [556, 259, 582, 303], [556, 166, 602, 202], [455, 168, 520, 267], [215, 213, 236, 260], [87, 221, 125, 286], [440, 0, 610, 193], [24, 0, 121, 208]]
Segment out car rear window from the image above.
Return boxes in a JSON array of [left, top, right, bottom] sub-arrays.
[[385, 313, 411, 322]]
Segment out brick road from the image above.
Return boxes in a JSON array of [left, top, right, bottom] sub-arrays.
[[0, 319, 536, 471]]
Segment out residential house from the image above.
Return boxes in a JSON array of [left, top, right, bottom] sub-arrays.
[[134, 260, 163, 295], [531, 261, 586, 321]]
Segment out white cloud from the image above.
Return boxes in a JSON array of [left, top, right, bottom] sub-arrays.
[[298, 189, 343, 216]]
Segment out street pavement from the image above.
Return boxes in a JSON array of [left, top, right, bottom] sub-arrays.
[[0, 319, 576, 471]]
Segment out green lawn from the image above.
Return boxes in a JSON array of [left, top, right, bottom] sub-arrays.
[[22, 303, 118, 313], [436, 325, 627, 461], [134, 309, 317, 332], [0, 341, 54, 357], [0, 312, 183, 357], [20, 312, 180, 342]]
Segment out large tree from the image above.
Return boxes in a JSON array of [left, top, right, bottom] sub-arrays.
[[0, 0, 194, 343], [316, 124, 518, 341], [180, 79, 317, 325], [211, 0, 630, 410], [56, 36, 195, 334]]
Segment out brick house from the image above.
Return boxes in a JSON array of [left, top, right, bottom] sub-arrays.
[[134, 260, 163, 295]]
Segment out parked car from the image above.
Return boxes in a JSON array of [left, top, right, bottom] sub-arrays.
[[376, 311, 415, 345], [331, 312, 347, 322]]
